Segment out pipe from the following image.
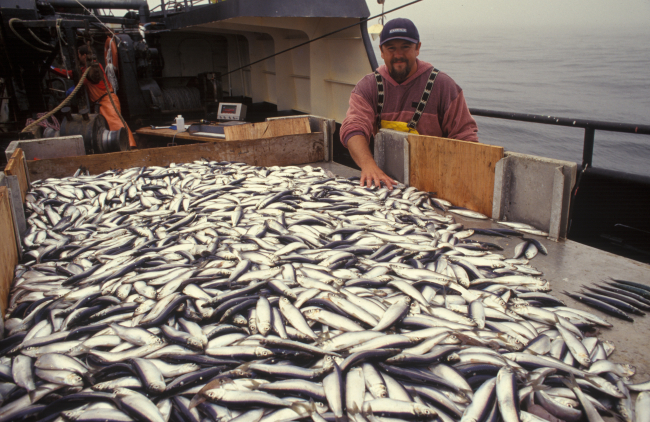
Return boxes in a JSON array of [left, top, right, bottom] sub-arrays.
[[45, 0, 149, 23], [469, 108, 650, 135], [360, 18, 379, 72]]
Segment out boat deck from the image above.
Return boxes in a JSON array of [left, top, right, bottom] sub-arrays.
[[311, 161, 650, 381]]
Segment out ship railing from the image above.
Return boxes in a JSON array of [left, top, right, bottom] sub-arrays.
[[150, 0, 214, 18], [468, 108, 650, 169]]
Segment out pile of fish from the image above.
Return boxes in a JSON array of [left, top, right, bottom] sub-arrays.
[[2, 161, 649, 422], [564, 279, 650, 323]]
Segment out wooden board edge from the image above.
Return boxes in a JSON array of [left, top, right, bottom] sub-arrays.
[[0, 186, 19, 316], [225, 116, 312, 141], [28, 132, 325, 180], [4, 148, 29, 203], [407, 134, 504, 152]]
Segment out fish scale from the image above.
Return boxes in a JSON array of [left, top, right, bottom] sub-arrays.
[[0, 160, 643, 422]]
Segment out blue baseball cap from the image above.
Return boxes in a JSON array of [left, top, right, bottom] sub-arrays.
[[379, 18, 420, 46]]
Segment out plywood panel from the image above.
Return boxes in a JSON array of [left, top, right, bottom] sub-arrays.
[[225, 117, 311, 141], [28, 133, 324, 180], [408, 135, 503, 217], [4, 148, 29, 203], [0, 186, 18, 316], [135, 127, 222, 143]]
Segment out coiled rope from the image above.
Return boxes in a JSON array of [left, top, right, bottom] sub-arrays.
[[25, 113, 60, 132], [22, 66, 91, 133]]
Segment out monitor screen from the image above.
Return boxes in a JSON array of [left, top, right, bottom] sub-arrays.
[[221, 104, 237, 114]]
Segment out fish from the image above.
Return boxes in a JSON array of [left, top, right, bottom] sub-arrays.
[[1, 161, 640, 422]]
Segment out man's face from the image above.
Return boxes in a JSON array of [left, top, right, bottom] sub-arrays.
[[78, 52, 87, 66], [380, 39, 421, 83]]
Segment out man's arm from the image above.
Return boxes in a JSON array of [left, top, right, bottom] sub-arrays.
[[442, 90, 478, 142], [348, 135, 397, 190], [341, 81, 397, 190]]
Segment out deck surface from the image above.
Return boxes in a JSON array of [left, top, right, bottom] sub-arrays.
[[312, 161, 650, 382]]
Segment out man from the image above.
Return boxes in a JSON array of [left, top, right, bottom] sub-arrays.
[[340, 18, 478, 189], [53, 45, 137, 149]]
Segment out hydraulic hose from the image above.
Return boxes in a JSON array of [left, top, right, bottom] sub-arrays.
[[8, 18, 54, 53]]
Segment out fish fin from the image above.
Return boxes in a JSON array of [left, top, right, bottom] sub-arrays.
[[196, 376, 233, 400], [349, 403, 360, 416], [82, 373, 96, 386], [582, 373, 603, 387], [553, 313, 560, 325], [530, 383, 551, 392], [188, 394, 206, 410], [316, 330, 333, 344], [247, 379, 264, 390], [561, 373, 580, 390], [291, 401, 312, 416]]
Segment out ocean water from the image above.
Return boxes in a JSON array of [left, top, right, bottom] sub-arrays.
[[373, 26, 650, 176]]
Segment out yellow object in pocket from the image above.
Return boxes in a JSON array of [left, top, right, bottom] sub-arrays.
[[380, 120, 419, 134]]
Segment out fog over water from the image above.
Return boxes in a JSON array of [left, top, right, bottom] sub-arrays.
[[368, 1, 650, 175], [143, 0, 650, 175]]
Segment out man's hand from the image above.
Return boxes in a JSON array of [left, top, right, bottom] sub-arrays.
[[347, 135, 397, 190], [360, 163, 397, 190]]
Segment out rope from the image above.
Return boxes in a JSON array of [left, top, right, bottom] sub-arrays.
[[25, 113, 60, 131], [22, 66, 91, 133], [72, 0, 121, 43], [105, 36, 118, 92], [8, 18, 54, 54]]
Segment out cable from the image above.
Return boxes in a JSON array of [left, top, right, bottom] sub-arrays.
[[72, 0, 122, 47], [22, 66, 92, 133], [56, 19, 70, 79], [218, 0, 422, 78], [8, 18, 54, 53]]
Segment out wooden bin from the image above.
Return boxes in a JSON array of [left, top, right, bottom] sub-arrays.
[[1, 130, 324, 314], [0, 148, 31, 316], [28, 131, 324, 180]]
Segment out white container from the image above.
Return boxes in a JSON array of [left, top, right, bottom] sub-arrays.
[[175, 115, 185, 133]]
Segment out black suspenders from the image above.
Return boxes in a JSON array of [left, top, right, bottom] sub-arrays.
[[374, 71, 384, 130], [374, 67, 440, 132]]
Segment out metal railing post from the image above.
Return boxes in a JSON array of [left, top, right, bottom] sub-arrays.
[[582, 128, 595, 168]]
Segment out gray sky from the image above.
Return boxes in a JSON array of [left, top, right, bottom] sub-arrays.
[[142, 0, 650, 29], [366, 0, 650, 30]]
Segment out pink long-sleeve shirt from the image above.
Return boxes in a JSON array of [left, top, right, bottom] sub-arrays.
[[340, 59, 478, 147]]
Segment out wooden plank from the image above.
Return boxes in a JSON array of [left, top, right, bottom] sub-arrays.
[[0, 186, 18, 316], [28, 132, 324, 180], [225, 117, 311, 141], [408, 135, 503, 217], [135, 127, 225, 143], [5, 148, 29, 203]]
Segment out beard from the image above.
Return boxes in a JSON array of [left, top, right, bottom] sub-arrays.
[[389, 59, 411, 83]]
